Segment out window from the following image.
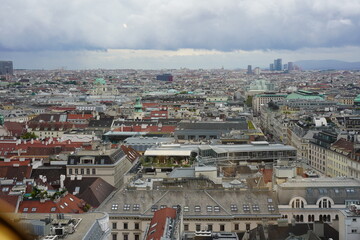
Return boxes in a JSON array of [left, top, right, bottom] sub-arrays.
[[92, 169, 96, 174], [195, 206, 201, 212], [160, 205, 167, 209], [243, 204, 250, 212], [123, 204, 131, 211], [134, 223, 140, 230], [196, 224, 201, 231], [86, 169, 90, 175], [252, 204, 260, 211], [112, 204, 119, 210], [207, 224, 213, 231], [113, 222, 117, 229], [123, 223, 128, 230], [353, 218, 357, 222], [112, 234, 117, 240], [291, 198, 305, 208], [234, 224, 239, 231], [352, 229, 357, 233], [69, 169, 73, 175], [23, 208, 28, 212], [268, 205, 275, 211], [207, 206, 212, 212], [214, 206, 220, 212], [230, 204, 238, 212], [133, 204, 140, 211], [318, 198, 332, 208], [184, 206, 189, 212], [151, 205, 158, 212], [31, 208, 37, 212], [123, 234, 128, 240], [51, 207, 56, 212], [75, 169, 78, 174], [134, 234, 140, 240], [246, 224, 250, 231], [184, 224, 189, 231], [81, 169, 84, 175], [220, 224, 225, 231]]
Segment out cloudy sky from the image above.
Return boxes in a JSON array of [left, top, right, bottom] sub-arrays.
[[1, 0, 360, 69]]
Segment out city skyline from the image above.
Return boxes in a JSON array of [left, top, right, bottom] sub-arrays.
[[1, 0, 360, 69]]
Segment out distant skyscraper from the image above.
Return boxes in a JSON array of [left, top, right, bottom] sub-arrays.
[[247, 65, 252, 74], [283, 64, 288, 71], [270, 63, 274, 71], [0, 61, 13, 75], [288, 62, 294, 71], [274, 58, 282, 71], [254, 67, 261, 75]]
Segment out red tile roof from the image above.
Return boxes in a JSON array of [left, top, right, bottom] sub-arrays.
[[146, 208, 177, 240], [0, 160, 31, 167], [331, 138, 353, 153], [4, 122, 27, 137], [18, 194, 86, 214], [0, 165, 32, 181], [67, 114, 93, 120]]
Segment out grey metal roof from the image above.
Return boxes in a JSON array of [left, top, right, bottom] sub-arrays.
[[168, 168, 196, 178], [100, 188, 279, 217], [277, 178, 360, 205]]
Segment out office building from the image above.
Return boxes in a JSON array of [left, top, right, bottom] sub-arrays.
[[247, 65, 252, 74], [270, 64, 274, 71], [0, 61, 13, 75], [274, 59, 282, 71]]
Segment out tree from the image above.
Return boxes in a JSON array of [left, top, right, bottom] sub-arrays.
[[268, 100, 279, 110], [21, 132, 38, 139], [245, 96, 253, 107]]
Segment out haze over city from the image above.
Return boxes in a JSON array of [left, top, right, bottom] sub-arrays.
[[1, 0, 360, 69]]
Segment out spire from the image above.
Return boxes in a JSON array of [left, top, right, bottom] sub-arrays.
[[0, 113, 4, 126], [134, 97, 143, 113]]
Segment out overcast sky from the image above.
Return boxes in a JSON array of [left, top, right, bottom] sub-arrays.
[[1, 0, 360, 69]]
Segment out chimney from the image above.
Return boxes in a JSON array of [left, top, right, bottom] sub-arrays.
[[60, 174, 65, 189]]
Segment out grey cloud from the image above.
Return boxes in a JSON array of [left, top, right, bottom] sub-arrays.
[[1, 0, 360, 52]]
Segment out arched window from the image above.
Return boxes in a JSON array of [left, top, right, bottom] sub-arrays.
[[290, 197, 307, 208], [317, 197, 333, 209]]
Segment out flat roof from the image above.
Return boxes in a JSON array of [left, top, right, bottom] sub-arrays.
[[279, 178, 360, 188], [144, 149, 193, 156]]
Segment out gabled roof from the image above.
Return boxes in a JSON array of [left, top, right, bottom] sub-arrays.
[[64, 177, 115, 208], [0, 165, 32, 181]]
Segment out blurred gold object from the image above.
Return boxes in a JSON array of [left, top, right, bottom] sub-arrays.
[[0, 199, 33, 240]]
